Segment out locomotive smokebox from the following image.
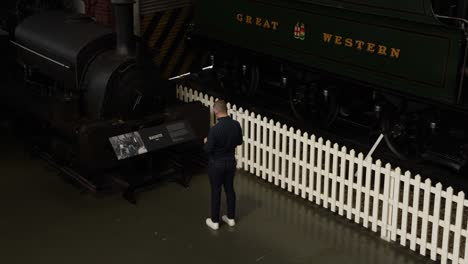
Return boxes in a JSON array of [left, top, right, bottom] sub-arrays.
[[112, 0, 135, 56]]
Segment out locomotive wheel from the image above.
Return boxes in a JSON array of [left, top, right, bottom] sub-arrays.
[[212, 60, 260, 99], [289, 83, 339, 128], [381, 111, 424, 160], [212, 61, 231, 96], [239, 64, 260, 97]]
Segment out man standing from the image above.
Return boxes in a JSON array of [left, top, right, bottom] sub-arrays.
[[204, 100, 243, 230]]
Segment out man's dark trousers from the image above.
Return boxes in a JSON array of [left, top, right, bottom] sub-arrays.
[[208, 159, 236, 223]]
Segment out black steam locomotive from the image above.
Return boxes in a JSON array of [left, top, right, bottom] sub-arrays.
[[1, 0, 209, 193]]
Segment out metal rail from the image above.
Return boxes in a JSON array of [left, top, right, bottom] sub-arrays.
[[10, 41, 71, 69], [435, 14, 468, 26]]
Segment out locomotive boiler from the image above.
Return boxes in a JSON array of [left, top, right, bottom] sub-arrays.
[[188, 0, 468, 172], [3, 0, 209, 191]]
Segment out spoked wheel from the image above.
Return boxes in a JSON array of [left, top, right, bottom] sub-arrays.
[[211, 60, 232, 96], [289, 82, 339, 128], [211, 60, 260, 99], [239, 64, 260, 97], [381, 111, 424, 160]]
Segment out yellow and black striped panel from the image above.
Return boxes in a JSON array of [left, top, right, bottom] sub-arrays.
[[140, 6, 209, 79]]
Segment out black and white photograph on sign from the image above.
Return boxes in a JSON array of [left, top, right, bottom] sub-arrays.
[[109, 131, 148, 160]]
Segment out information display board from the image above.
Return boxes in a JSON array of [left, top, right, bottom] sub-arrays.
[[109, 120, 196, 160]]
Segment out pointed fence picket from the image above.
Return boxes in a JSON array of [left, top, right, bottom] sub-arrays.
[[177, 85, 468, 264]]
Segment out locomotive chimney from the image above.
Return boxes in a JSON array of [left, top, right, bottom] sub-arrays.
[[111, 0, 135, 56]]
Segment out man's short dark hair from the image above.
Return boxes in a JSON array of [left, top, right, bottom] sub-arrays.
[[213, 100, 227, 113]]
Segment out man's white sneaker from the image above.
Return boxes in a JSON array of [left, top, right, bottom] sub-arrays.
[[206, 218, 219, 230], [222, 215, 236, 227]]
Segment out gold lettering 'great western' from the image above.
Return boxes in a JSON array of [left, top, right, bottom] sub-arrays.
[[323, 33, 401, 59], [236, 13, 279, 30]]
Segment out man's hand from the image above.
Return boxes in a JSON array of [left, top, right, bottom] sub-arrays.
[[204, 137, 207, 144]]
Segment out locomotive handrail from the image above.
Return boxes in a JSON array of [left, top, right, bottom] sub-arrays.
[[434, 14, 468, 27], [10, 41, 71, 70]]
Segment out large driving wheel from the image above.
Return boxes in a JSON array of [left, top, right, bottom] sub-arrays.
[[239, 64, 260, 97], [289, 82, 339, 128], [211, 60, 231, 96], [381, 110, 424, 160], [211, 60, 260, 99]]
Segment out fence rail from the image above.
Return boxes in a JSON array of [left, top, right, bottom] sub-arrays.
[[177, 85, 468, 264]]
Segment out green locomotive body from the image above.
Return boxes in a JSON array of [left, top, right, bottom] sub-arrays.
[[189, 1, 468, 170], [192, 0, 467, 105]]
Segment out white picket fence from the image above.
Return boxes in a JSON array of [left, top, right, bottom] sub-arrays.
[[177, 85, 468, 264]]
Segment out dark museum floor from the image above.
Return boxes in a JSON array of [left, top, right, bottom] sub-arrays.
[[0, 128, 431, 264]]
